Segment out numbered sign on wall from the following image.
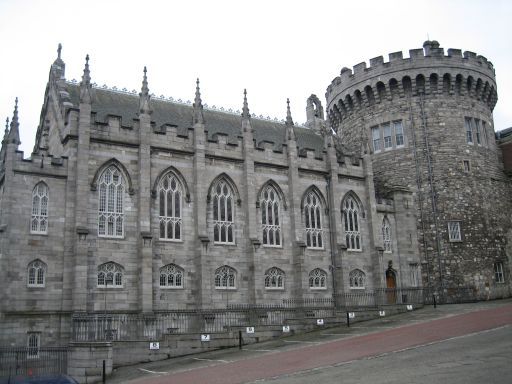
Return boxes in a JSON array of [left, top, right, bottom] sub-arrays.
[[282, 325, 290, 333], [246, 327, 255, 334], [379, 311, 386, 317], [317, 319, 324, 325], [407, 305, 413, 311], [201, 334, 210, 342], [348, 312, 355, 319], [149, 342, 160, 350]]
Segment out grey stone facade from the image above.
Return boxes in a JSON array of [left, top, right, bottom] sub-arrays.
[[326, 40, 512, 295], [0, 46, 422, 347]]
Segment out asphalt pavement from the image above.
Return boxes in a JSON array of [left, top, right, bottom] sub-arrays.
[[108, 299, 512, 384]]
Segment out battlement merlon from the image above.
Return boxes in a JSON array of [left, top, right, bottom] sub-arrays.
[[326, 40, 496, 96]]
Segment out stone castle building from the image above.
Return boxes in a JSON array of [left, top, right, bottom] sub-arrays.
[[326, 40, 511, 293], [0, 41, 509, 348]]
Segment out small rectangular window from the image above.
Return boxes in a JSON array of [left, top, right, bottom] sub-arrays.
[[448, 221, 462, 242], [463, 160, 470, 173], [383, 123, 392, 149], [475, 119, 481, 145], [372, 126, 381, 152], [465, 117, 473, 144], [494, 262, 504, 283], [27, 333, 40, 358], [394, 121, 404, 147]]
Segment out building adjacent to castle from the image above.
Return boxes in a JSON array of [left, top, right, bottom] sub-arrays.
[[0, 41, 510, 348]]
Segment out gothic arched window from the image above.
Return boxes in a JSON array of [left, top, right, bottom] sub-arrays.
[[212, 180, 234, 244], [343, 195, 361, 251], [27, 260, 46, 287], [158, 173, 182, 240], [261, 185, 281, 246], [304, 191, 323, 248], [214, 266, 236, 289], [159, 264, 184, 288], [97, 262, 124, 288], [31, 182, 48, 234], [264, 267, 285, 289], [309, 268, 327, 289], [98, 166, 125, 238], [382, 216, 392, 252], [349, 269, 366, 289]]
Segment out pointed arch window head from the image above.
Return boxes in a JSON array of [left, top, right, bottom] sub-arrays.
[[264, 267, 285, 290], [98, 166, 125, 238], [382, 216, 392, 252], [212, 180, 235, 244], [159, 264, 184, 288], [309, 268, 327, 290], [349, 269, 366, 289], [31, 183, 49, 234], [343, 195, 362, 251], [214, 266, 236, 289], [97, 262, 124, 288], [27, 260, 46, 287], [159, 173, 183, 241], [304, 191, 323, 249], [261, 185, 281, 247]]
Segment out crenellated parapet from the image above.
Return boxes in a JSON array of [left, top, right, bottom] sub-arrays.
[[326, 41, 498, 132]]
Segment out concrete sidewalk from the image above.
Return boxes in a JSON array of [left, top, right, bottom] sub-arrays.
[[107, 299, 512, 384]]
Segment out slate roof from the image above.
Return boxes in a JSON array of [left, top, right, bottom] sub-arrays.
[[65, 83, 324, 157]]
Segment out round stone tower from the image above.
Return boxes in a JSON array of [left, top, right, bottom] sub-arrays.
[[325, 41, 511, 295]]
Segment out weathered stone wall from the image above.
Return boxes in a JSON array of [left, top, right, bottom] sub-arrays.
[[326, 41, 511, 293]]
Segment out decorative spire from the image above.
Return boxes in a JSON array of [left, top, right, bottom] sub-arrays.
[[3, 117, 9, 142], [57, 43, 62, 60], [8, 98, 20, 146], [242, 89, 250, 119], [193, 78, 204, 125], [79, 54, 92, 104], [286, 98, 294, 126], [285, 98, 295, 141], [139, 66, 153, 115]]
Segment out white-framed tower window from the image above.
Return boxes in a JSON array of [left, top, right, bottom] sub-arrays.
[[212, 181, 234, 244], [309, 268, 327, 290], [215, 266, 236, 289], [31, 182, 48, 234], [394, 121, 404, 147], [448, 221, 462, 242], [98, 166, 125, 238], [343, 196, 361, 251], [159, 173, 182, 240], [383, 123, 392, 149], [264, 267, 285, 290], [304, 191, 323, 248], [465, 117, 473, 144], [27, 260, 46, 287], [494, 262, 504, 283], [382, 216, 392, 252], [261, 186, 281, 247], [475, 119, 482, 145], [97, 262, 124, 288], [159, 264, 184, 288], [371, 126, 381, 152], [349, 269, 366, 289]]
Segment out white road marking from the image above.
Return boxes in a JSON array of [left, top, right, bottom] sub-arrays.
[[138, 368, 168, 375], [242, 348, 273, 352], [192, 357, 232, 363], [283, 340, 320, 344]]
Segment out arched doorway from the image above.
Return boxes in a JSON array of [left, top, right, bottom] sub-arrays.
[[385, 262, 397, 304]]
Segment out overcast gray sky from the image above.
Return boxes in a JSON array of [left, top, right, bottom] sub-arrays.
[[1, 0, 510, 155]]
